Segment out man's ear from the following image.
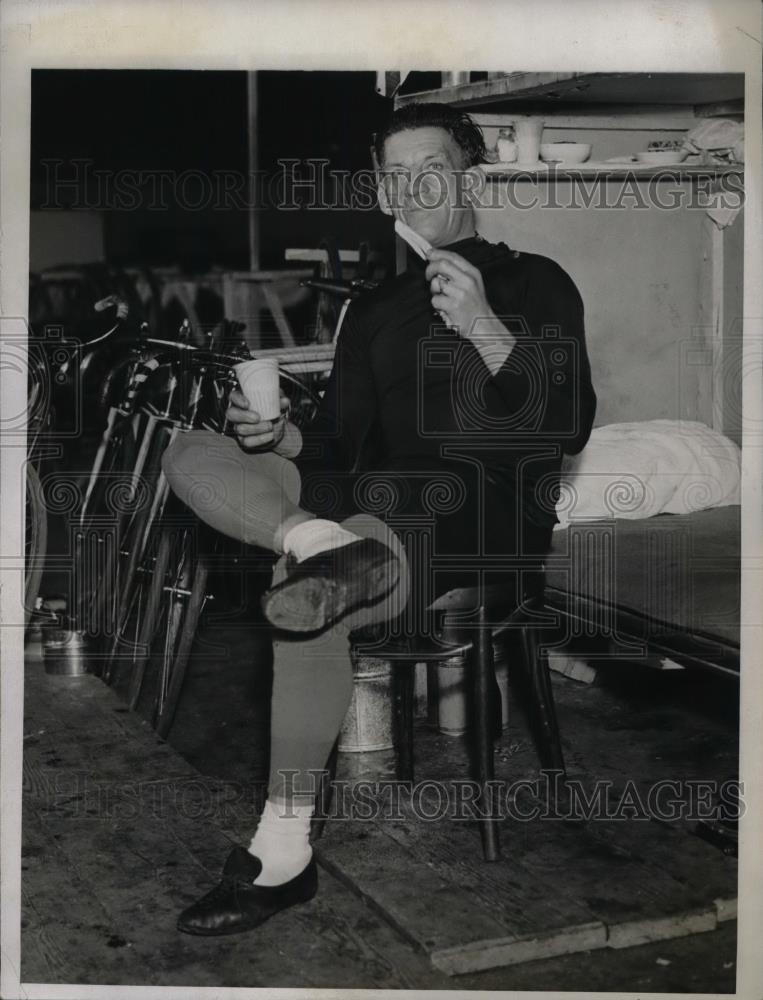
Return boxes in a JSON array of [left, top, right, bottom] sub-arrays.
[[377, 180, 394, 216]]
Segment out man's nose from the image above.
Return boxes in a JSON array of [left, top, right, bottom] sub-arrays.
[[411, 170, 445, 207]]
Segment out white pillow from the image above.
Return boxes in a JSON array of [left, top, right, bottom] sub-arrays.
[[555, 420, 741, 527]]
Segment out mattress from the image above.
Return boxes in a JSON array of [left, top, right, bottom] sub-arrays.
[[545, 505, 741, 657]]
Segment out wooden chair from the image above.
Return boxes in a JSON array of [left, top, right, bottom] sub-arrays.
[[313, 579, 566, 862]]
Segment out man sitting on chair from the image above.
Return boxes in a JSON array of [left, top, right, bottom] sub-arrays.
[[162, 101, 596, 936]]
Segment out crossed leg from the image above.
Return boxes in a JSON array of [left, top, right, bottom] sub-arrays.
[[162, 432, 409, 931], [162, 430, 409, 791]]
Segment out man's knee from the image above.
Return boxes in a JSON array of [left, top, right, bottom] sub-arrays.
[[161, 431, 234, 518], [162, 431, 233, 476]]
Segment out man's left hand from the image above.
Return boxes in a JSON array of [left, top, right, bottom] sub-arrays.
[[425, 248, 516, 376], [425, 248, 497, 338]]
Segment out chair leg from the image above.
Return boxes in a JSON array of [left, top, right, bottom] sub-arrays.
[[519, 624, 566, 776], [426, 662, 439, 726], [473, 608, 500, 861], [393, 660, 415, 783], [489, 637, 504, 739], [310, 739, 339, 843]]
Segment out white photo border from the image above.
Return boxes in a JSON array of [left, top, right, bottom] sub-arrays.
[[2, 1, 761, 998]]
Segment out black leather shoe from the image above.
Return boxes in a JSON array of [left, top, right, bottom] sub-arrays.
[[177, 846, 318, 936], [261, 538, 400, 632]]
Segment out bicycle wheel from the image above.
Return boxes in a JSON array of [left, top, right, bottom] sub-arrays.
[[73, 415, 138, 639], [154, 554, 209, 738], [102, 418, 176, 682], [126, 517, 210, 735], [25, 464, 47, 629], [280, 370, 322, 431]]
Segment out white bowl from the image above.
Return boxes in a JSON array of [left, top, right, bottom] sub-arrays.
[[539, 142, 592, 164], [635, 149, 688, 165]]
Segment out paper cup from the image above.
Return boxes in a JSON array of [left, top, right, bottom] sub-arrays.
[[234, 358, 281, 420]]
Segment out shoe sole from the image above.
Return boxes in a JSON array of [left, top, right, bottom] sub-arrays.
[[178, 901, 308, 936], [262, 554, 399, 632], [177, 885, 318, 936]]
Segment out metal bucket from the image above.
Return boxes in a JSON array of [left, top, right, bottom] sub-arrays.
[[436, 640, 511, 737], [42, 627, 92, 676], [338, 654, 394, 753], [436, 653, 469, 736]]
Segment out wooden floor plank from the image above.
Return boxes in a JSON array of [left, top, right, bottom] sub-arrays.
[[19, 645, 738, 984], [316, 807, 610, 976], [608, 909, 717, 949], [714, 897, 737, 924], [431, 922, 607, 976], [315, 717, 735, 974], [21, 665, 449, 989], [574, 815, 738, 915], [21, 807, 137, 984], [316, 820, 513, 954], [25, 803, 442, 989], [384, 748, 713, 920], [378, 796, 602, 933], [24, 667, 195, 781]]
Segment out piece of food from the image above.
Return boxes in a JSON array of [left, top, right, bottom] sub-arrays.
[[646, 139, 684, 152]]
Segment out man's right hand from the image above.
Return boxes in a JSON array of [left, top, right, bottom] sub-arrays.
[[226, 388, 290, 451]]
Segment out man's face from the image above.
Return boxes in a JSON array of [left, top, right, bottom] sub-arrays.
[[379, 126, 479, 247]]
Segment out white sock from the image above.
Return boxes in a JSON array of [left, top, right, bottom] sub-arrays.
[[247, 799, 314, 886], [282, 518, 361, 563]]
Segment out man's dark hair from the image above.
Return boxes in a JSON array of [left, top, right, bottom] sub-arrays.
[[374, 102, 487, 169]]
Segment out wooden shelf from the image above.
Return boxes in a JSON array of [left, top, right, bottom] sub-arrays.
[[395, 72, 744, 115], [397, 71, 594, 107]]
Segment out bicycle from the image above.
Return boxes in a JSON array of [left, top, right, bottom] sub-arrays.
[[47, 264, 371, 734], [25, 296, 141, 631], [99, 331, 325, 736], [54, 309, 227, 646], [123, 272, 387, 736], [102, 332, 250, 692]]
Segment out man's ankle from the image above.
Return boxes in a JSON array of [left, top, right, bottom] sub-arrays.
[[281, 519, 361, 563], [248, 798, 314, 887], [273, 512, 315, 554]]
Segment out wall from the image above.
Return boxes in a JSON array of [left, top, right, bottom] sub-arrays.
[[475, 176, 714, 429], [722, 213, 744, 445], [29, 210, 104, 271]]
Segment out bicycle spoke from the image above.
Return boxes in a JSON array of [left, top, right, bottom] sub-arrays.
[[155, 558, 209, 739], [25, 465, 48, 630]]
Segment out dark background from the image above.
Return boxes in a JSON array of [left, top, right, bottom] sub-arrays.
[[30, 69, 399, 271]]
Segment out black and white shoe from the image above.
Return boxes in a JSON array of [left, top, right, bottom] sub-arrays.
[[261, 538, 400, 632], [177, 846, 318, 936]]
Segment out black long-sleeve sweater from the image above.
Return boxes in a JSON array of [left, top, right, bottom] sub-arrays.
[[298, 235, 596, 530]]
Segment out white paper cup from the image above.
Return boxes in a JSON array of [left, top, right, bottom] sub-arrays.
[[234, 358, 281, 420]]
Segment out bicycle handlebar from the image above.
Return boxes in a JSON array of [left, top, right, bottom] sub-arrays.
[[142, 338, 248, 369], [300, 277, 378, 298], [75, 320, 123, 350], [67, 295, 133, 350]]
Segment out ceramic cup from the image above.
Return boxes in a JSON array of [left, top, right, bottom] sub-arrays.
[[496, 137, 518, 162], [234, 358, 281, 420]]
